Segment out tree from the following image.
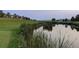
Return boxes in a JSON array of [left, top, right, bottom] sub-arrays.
[[75, 14, 79, 21], [0, 10, 5, 17], [0, 10, 3, 14], [25, 17, 30, 20], [13, 13, 17, 18], [52, 18, 56, 21], [22, 16, 26, 19], [64, 18, 68, 21], [6, 12, 10, 18], [71, 16, 75, 21], [62, 18, 68, 21], [18, 15, 21, 19]]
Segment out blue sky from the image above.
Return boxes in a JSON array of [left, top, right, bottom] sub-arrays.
[[3, 10, 79, 20]]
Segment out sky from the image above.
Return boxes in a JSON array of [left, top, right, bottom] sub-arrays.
[[3, 10, 79, 20]]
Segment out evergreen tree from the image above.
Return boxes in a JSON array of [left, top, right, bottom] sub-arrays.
[[71, 16, 75, 21], [75, 14, 79, 21], [0, 10, 5, 17]]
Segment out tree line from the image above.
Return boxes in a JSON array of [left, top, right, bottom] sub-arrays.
[[0, 10, 30, 20], [52, 14, 79, 21]]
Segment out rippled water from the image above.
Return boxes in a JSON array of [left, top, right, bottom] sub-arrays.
[[33, 24, 79, 48]]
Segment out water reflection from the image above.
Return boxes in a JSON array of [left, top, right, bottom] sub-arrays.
[[43, 24, 55, 31], [33, 24, 79, 48]]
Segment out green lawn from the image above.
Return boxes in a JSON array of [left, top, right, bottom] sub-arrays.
[[0, 31, 11, 48], [0, 18, 37, 48]]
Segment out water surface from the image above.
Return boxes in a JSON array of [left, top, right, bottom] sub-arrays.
[[33, 24, 79, 48]]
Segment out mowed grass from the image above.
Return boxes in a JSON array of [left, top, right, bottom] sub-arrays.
[[0, 18, 37, 48], [0, 31, 11, 48], [0, 18, 37, 31]]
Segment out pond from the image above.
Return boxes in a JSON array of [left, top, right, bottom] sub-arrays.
[[33, 24, 79, 48]]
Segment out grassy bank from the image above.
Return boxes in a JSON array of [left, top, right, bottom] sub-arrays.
[[8, 23, 38, 48], [0, 18, 38, 48]]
